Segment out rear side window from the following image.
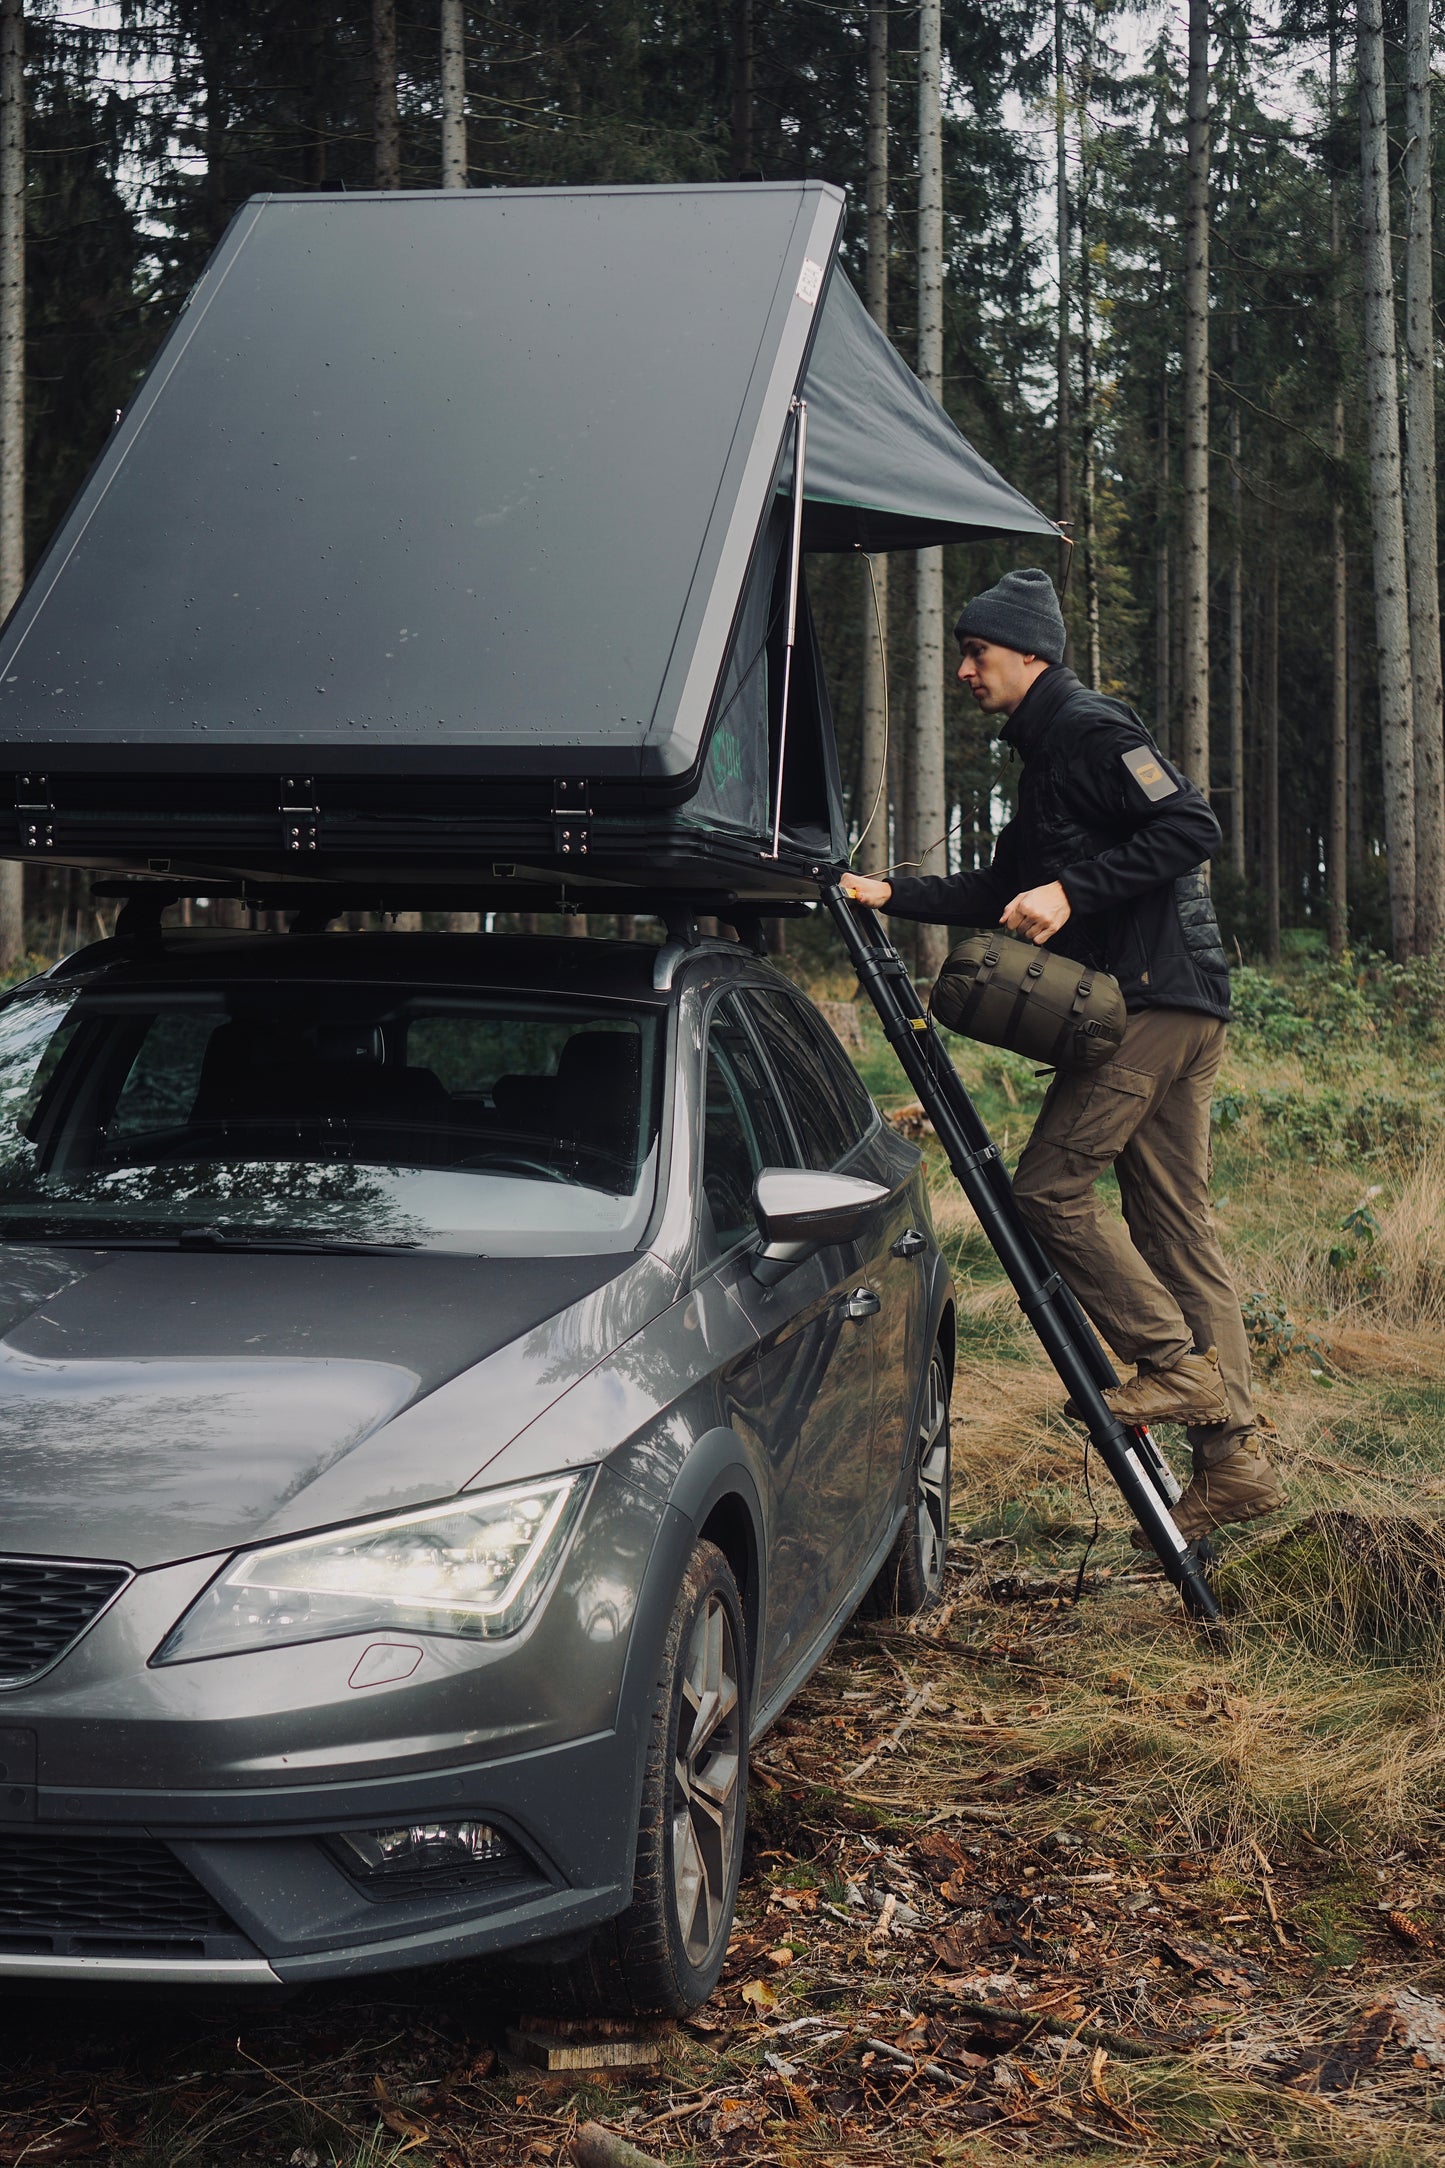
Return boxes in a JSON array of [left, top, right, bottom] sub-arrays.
[[741, 990, 875, 1170], [110, 1008, 223, 1140], [698, 1000, 796, 1260]]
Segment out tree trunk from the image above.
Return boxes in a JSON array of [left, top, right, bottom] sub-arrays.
[[1055, 0, 1072, 600], [1156, 362, 1171, 760], [1179, 0, 1211, 798], [731, 0, 754, 177], [373, 0, 400, 189], [857, 0, 889, 877], [1358, 0, 1416, 957], [1078, 140, 1100, 680], [1348, 598, 1365, 876], [441, 0, 466, 188], [889, 552, 916, 959], [0, 0, 24, 969], [1264, 546, 1280, 963], [1404, 0, 1443, 950], [911, 0, 946, 977], [1228, 393, 1245, 881], [201, 28, 227, 246], [1328, 19, 1349, 956]]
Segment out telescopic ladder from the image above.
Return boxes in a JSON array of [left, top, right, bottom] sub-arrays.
[[822, 883, 1221, 1624]]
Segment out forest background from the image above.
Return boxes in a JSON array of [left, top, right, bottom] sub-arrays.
[[0, 0, 1438, 979]]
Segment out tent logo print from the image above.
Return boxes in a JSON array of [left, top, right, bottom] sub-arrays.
[[709, 728, 745, 789], [796, 259, 823, 306]]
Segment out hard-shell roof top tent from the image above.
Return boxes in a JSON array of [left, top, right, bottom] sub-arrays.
[[0, 182, 1056, 906]]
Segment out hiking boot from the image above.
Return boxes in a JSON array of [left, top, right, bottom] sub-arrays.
[[1102, 1346, 1229, 1429], [1129, 1434, 1285, 1549]]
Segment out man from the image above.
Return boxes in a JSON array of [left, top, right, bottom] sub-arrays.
[[842, 566, 1283, 1546]]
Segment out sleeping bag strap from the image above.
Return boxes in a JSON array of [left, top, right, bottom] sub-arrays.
[[1003, 954, 1046, 1050], [952, 938, 1002, 1036], [1051, 968, 1097, 1066]]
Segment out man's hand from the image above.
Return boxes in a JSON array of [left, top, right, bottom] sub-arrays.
[[1001, 880, 1071, 945], [841, 874, 893, 906]]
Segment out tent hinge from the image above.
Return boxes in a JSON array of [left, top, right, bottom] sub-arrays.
[[553, 777, 591, 858], [16, 774, 54, 851], [280, 776, 319, 854]]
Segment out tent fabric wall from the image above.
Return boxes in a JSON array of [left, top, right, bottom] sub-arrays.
[[682, 505, 784, 838]]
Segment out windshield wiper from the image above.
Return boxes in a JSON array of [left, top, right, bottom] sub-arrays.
[[176, 1228, 421, 1255], [0, 1223, 420, 1256]]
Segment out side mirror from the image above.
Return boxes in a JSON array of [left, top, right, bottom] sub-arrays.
[[750, 1168, 889, 1285]]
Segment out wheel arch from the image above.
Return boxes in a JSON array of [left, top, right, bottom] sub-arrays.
[[662, 1429, 767, 1705]]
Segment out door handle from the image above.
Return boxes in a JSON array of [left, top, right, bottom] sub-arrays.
[[842, 1286, 881, 1320], [890, 1229, 927, 1260]]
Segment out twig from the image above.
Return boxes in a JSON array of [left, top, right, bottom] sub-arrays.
[[233, 2041, 358, 2139], [908, 1598, 957, 1640], [1249, 1836, 1290, 1948], [862, 2037, 968, 2090], [920, 1996, 1191, 2063], [846, 1681, 934, 1781]]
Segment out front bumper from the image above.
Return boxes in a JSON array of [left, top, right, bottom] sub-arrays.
[[0, 1721, 647, 1986]]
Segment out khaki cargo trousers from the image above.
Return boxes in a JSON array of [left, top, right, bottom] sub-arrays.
[[1011, 1007, 1256, 1460]]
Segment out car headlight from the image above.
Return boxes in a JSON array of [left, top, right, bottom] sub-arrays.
[[152, 1473, 590, 1664]]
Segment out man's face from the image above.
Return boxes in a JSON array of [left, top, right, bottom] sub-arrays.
[[956, 637, 1046, 717]]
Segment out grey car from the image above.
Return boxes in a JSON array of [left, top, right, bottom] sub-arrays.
[[0, 924, 951, 2015]]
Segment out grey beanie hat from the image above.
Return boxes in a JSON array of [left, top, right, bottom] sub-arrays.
[[953, 567, 1067, 664]]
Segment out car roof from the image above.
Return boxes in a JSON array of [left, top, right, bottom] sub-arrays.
[[40, 929, 795, 1007]]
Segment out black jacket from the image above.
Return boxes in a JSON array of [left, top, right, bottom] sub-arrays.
[[885, 665, 1230, 1019]]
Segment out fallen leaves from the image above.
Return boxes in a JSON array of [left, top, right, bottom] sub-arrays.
[[1158, 1933, 1263, 1996]]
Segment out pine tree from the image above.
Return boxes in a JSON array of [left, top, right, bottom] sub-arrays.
[[1357, 0, 1416, 956]]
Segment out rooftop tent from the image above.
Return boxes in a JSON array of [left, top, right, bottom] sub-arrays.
[[0, 182, 1057, 897]]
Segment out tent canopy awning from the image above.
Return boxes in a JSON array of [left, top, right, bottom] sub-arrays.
[[794, 270, 1059, 552]]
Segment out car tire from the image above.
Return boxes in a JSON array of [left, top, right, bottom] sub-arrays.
[[864, 1340, 951, 1617], [507, 1538, 750, 2017]]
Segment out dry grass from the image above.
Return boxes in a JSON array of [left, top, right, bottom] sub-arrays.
[[1371, 1150, 1445, 1329]]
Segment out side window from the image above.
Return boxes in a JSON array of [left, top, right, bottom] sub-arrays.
[[784, 997, 879, 1144], [741, 990, 871, 1170], [698, 1000, 796, 1261]]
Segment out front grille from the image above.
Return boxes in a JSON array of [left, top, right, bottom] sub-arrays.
[[0, 1833, 241, 1956], [0, 1557, 130, 1684]]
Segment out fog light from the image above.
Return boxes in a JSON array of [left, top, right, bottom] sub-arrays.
[[326, 1819, 527, 1900], [334, 1820, 512, 1875]]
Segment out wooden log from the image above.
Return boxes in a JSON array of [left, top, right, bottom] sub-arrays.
[[569, 2121, 669, 2168]]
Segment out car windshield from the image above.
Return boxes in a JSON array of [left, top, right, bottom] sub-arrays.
[[0, 975, 664, 1256]]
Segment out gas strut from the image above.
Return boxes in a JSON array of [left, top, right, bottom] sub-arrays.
[[822, 884, 1221, 1625]]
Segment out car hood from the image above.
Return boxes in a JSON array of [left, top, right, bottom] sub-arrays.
[[0, 1245, 672, 1567]]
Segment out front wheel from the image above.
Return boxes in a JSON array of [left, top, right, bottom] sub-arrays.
[[865, 1341, 952, 1616], [513, 1539, 749, 2016]]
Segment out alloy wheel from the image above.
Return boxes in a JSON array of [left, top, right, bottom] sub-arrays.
[[670, 1590, 743, 1968], [914, 1349, 951, 1598]]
